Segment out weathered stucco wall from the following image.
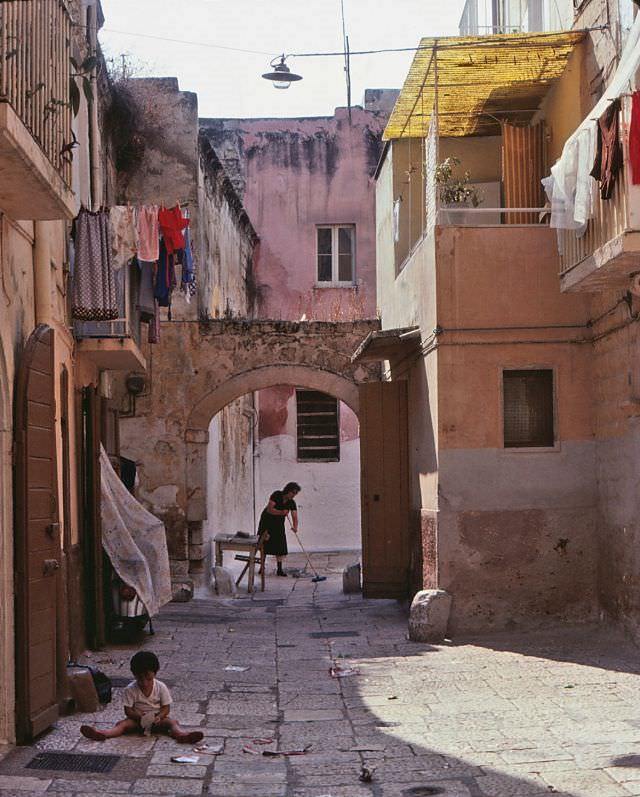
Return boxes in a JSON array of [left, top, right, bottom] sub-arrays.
[[197, 135, 257, 319], [376, 147, 440, 589], [436, 226, 595, 632], [205, 395, 256, 556], [252, 388, 361, 552], [118, 320, 380, 586], [201, 108, 386, 321]]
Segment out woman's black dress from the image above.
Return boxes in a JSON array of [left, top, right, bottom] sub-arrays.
[[258, 491, 296, 556]]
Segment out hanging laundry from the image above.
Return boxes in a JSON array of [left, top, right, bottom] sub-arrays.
[[137, 205, 159, 262], [155, 238, 176, 311], [137, 259, 157, 322], [72, 207, 118, 321], [109, 206, 138, 269], [181, 226, 196, 298], [590, 98, 623, 200], [630, 91, 640, 185], [158, 205, 189, 254]]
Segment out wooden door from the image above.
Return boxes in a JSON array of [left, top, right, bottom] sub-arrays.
[[359, 381, 410, 599], [14, 324, 60, 742]]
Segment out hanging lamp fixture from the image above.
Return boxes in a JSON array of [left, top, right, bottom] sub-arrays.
[[261, 55, 303, 89]]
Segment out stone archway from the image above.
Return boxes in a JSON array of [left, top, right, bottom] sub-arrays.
[[118, 318, 380, 583], [185, 364, 362, 527]]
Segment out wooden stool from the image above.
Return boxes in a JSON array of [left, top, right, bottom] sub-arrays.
[[213, 533, 265, 593]]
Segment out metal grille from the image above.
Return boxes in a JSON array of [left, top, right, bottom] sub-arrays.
[[309, 630, 360, 638], [26, 752, 120, 773], [296, 390, 340, 462], [503, 369, 554, 448]]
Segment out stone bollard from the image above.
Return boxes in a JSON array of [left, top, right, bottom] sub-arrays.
[[408, 589, 452, 642], [210, 566, 236, 596], [343, 562, 362, 593]]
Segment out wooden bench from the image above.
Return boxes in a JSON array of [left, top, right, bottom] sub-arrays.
[[213, 533, 265, 593]]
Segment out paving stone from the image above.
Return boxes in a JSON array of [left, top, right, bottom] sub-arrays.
[[48, 779, 132, 792], [0, 775, 51, 791], [133, 777, 203, 794]]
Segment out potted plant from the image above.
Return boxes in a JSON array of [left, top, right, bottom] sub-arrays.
[[434, 157, 482, 223]]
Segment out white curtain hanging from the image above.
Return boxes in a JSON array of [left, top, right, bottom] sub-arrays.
[[100, 446, 172, 617]]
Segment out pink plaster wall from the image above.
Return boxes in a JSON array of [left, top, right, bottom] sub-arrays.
[[201, 107, 387, 320]]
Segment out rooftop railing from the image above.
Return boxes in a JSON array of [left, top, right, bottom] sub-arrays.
[[0, 0, 73, 186]]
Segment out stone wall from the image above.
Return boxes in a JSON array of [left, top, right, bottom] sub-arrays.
[[117, 319, 380, 587]]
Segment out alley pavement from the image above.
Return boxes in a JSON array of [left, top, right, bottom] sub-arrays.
[[2, 552, 640, 796]]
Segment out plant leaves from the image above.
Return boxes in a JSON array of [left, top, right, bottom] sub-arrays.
[[82, 76, 93, 105], [69, 77, 80, 117]]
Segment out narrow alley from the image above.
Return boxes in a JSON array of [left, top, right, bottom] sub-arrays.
[[1, 556, 640, 797]]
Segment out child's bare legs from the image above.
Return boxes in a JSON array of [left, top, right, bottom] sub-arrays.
[[80, 718, 139, 742], [152, 717, 203, 744]]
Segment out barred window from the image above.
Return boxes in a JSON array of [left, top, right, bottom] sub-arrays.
[[296, 390, 340, 461], [503, 369, 554, 448]]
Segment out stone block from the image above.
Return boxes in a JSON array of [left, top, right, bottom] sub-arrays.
[[408, 589, 452, 643], [342, 562, 361, 593], [171, 581, 194, 602], [211, 566, 236, 596], [170, 558, 189, 577]]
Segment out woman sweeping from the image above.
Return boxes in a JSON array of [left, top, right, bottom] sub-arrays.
[[258, 482, 301, 577]]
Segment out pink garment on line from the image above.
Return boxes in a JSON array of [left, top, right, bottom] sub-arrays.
[[137, 205, 159, 262]]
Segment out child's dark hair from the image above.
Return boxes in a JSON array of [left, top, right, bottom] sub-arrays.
[[283, 481, 301, 494], [130, 651, 159, 675]]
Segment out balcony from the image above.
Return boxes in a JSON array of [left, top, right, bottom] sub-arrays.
[[74, 264, 147, 372], [558, 99, 640, 292], [458, 0, 569, 36], [0, 0, 76, 219]]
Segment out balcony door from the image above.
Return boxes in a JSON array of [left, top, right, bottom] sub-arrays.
[[14, 325, 60, 742]]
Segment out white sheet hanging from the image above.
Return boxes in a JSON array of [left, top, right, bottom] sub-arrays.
[[100, 446, 172, 617], [543, 12, 640, 229]]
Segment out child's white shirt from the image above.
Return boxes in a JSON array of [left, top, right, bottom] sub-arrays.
[[123, 678, 172, 717]]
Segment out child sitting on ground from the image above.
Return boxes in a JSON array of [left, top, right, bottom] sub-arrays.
[[80, 651, 203, 744]]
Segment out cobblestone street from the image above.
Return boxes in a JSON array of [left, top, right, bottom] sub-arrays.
[[2, 553, 640, 796]]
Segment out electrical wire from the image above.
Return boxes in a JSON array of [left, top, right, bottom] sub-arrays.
[[76, 23, 610, 61]]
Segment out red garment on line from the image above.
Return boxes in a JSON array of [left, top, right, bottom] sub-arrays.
[[630, 91, 640, 185], [158, 205, 189, 254]]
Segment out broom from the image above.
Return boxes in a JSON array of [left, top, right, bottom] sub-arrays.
[[288, 518, 327, 583]]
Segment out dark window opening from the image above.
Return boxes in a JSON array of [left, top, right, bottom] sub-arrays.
[[503, 369, 554, 448], [296, 389, 340, 461]]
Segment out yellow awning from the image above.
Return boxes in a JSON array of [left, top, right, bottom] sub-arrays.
[[383, 30, 585, 140]]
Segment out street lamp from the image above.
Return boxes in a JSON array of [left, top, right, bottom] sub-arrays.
[[261, 55, 303, 90]]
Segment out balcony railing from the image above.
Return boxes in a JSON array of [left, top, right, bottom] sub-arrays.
[[0, 0, 73, 186], [558, 98, 640, 282], [459, 0, 544, 35]]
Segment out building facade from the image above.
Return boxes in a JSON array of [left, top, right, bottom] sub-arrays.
[[200, 99, 394, 553], [364, 0, 640, 636]]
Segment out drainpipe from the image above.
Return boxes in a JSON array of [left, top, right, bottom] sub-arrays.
[[242, 402, 259, 532], [86, 4, 102, 209], [33, 222, 52, 326]]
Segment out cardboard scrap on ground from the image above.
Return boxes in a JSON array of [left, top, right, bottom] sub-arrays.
[[171, 755, 200, 764]]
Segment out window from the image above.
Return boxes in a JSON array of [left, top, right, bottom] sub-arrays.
[[296, 390, 340, 461], [503, 369, 554, 448], [316, 225, 355, 284]]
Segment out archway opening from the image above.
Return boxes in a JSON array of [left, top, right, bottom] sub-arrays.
[[187, 366, 363, 582]]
